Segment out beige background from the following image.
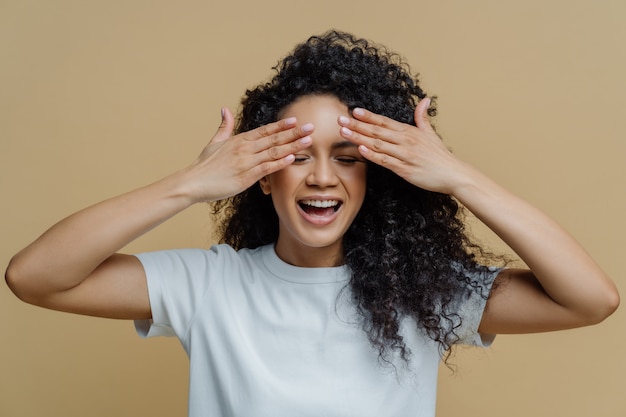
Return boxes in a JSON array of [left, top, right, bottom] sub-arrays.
[[1, 1, 625, 416]]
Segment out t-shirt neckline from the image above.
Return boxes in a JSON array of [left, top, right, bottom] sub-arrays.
[[260, 245, 351, 284]]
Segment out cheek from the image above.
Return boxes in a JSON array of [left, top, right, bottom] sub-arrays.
[[339, 166, 367, 196], [265, 166, 304, 199]]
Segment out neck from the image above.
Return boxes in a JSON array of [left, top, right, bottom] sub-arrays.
[[274, 240, 344, 267]]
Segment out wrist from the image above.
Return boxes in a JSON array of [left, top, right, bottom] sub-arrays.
[[445, 160, 488, 199], [156, 168, 203, 208]]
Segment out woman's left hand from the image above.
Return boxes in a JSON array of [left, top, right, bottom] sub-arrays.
[[339, 98, 620, 334], [338, 98, 469, 195]]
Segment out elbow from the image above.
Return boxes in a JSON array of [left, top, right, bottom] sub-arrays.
[[600, 286, 620, 321], [5, 255, 43, 306], [585, 285, 620, 326]]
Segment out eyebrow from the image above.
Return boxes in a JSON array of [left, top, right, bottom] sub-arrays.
[[331, 140, 358, 150]]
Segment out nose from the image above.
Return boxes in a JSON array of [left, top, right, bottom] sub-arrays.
[[306, 158, 339, 188]]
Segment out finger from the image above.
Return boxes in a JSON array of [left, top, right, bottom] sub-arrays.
[[339, 124, 401, 159], [212, 107, 235, 143], [245, 117, 298, 141], [355, 107, 406, 130], [414, 98, 435, 132], [339, 110, 403, 144], [253, 122, 314, 154], [355, 144, 403, 172], [248, 154, 298, 180], [243, 128, 313, 185], [261, 134, 313, 162], [351, 108, 402, 130]]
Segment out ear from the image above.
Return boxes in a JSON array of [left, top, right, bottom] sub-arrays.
[[259, 176, 271, 195]]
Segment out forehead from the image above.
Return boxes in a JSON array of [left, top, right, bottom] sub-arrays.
[[280, 94, 349, 123], [281, 95, 355, 149]]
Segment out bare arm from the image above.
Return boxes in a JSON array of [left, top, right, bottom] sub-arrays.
[[449, 163, 619, 333], [5, 174, 194, 319], [5, 109, 314, 319], [337, 98, 619, 334]]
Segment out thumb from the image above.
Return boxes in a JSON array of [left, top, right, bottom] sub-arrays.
[[414, 98, 434, 132], [212, 107, 235, 143]]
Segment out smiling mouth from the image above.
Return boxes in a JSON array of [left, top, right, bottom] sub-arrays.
[[298, 199, 342, 217]]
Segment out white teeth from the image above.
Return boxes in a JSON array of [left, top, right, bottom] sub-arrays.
[[300, 200, 339, 208]]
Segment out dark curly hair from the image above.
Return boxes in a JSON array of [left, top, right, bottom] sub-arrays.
[[212, 30, 500, 363]]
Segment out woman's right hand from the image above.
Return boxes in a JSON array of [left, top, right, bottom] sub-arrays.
[[5, 109, 314, 319], [181, 107, 314, 204]]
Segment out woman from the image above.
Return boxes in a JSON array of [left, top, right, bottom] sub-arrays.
[[5, 30, 619, 416]]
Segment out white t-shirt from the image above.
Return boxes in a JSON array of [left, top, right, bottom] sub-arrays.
[[135, 244, 497, 417]]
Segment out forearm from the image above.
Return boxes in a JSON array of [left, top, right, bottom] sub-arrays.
[[6, 170, 193, 300], [452, 162, 619, 321], [340, 103, 618, 330], [6, 111, 313, 314]]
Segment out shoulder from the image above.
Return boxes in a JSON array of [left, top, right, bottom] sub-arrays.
[[446, 264, 502, 346], [135, 244, 268, 269]]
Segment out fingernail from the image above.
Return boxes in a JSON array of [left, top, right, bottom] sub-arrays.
[[300, 136, 312, 145], [353, 108, 365, 117], [340, 127, 352, 136], [302, 123, 314, 133], [284, 154, 295, 163], [338, 116, 350, 125], [285, 117, 297, 125]]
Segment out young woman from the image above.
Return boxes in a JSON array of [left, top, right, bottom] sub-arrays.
[[5, 31, 619, 416]]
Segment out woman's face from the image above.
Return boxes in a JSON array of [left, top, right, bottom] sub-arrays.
[[259, 95, 367, 267]]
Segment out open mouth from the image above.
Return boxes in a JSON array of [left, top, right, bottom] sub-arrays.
[[298, 199, 342, 217]]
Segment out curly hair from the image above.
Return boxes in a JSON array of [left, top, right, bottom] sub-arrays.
[[212, 30, 499, 363]]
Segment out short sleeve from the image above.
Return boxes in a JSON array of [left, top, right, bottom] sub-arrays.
[[133, 247, 220, 339], [453, 266, 501, 347]]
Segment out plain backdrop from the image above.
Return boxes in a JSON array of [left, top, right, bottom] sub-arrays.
[[1, 1, 625, 416]]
